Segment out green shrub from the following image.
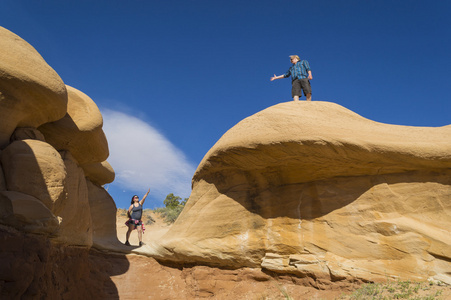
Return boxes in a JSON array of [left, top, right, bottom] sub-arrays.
[[349, 280, 447, 300], [151, 193, 187, 224], [143, 209, 155, 225], [153, 205, 184, 224]]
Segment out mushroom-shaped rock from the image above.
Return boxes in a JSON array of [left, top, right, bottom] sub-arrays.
[[194, 101, 451, 183], [81, 161, 115, 186], [154, 101, 451, 284], [0, 27, 67, 149], [1, 140, 66, 212], [38, 85, 109, 165]]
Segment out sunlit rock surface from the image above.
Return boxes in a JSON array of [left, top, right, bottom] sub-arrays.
[[155, 101, 451, 284], [0, 25, 116, 247], [1, 139, 67, 212], [0, 27, 67, 149], [0, 27, 122, 298], [82, 160, 115, 186], [38, 85, 109, 166]]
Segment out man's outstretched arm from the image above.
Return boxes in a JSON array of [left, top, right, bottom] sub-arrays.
[[270, 74, 285, 81]]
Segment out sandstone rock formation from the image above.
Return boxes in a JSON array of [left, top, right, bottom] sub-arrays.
[[0, 26, 116, 247], [2, 139, 67, 213], [0, 27, 67, 149], [154, 101, 451, 284], [38, 85, 109, 166], [2, 24, 450, 299], [86, 180, 119, 249], [82, 161, 115, 186]]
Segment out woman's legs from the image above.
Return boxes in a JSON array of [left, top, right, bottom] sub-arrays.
[[137, 225, 143, 244], [125, 223, 134, 245]]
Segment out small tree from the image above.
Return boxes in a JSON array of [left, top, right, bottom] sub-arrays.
[[163, 193, 181, 209], [154, 194, 188, 224], [180, 198, 188, 206]]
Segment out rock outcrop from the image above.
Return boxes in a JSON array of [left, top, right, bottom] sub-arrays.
[[38, 85, 109, 166], [2, 139, 67, 213], [0, 25, 116, 247], [0, 27, 67, 149], [0, 26, 122, 299], [155, 101, 451, 284]]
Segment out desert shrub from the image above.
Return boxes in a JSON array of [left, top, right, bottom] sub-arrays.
[[142, 209, 155, 225], [164, 205, 184, 223], [153, 193, 187, 224], [153, 205, 183, 224], [349, 280, 447, 300]]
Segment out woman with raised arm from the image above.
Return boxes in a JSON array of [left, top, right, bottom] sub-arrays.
[[125, 188, 150, 246]]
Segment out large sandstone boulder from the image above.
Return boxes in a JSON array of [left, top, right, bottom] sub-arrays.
[[82, 161, 115, 186], [38, 85, 109, 166], [55, 151, 93, 246], [1, 191, 59, 235], [154, 101, 451, 284], [0, 28, 124, 298], [0, 28, 117, 250], [1, 139, 66, 213], [0, 27, 67, 149], [86, 180, 120, 249]]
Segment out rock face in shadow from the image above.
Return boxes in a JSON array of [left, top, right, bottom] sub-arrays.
[[0, 26, 116, 245], [156, 101, 451, 284], [0, 225, 127, 299], [0, 26, 122, 298]]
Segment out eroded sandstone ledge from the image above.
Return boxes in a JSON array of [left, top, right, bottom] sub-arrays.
[[150, 101, 451, 285]]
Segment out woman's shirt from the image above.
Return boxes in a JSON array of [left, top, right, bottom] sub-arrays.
[[130, 203, 143, 220]]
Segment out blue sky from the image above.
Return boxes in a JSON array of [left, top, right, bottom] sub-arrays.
[[2, 1, 450, 209]]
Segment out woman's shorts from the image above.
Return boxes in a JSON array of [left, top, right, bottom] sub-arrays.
[[292, 78, 312, 97], [125, 218, 142, 228]]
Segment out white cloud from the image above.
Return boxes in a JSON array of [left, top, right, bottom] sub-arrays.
[[101, 109, 195, 200]]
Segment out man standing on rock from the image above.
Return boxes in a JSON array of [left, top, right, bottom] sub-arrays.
[[271, 55, 313, 101]]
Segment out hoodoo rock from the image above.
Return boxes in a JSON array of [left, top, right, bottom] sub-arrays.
[[0, 27, 67, 149], [155, 101, 451, 284], [38, 85, 109, 166], [0, 24, 117, 263], [0, 27, 122, 298]]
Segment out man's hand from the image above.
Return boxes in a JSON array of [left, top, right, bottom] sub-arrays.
[[270, 74, 278, 81]]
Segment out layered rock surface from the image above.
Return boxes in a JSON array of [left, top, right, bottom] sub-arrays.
[[0, 27, 122, 299], [0, 27, 67, 149], [154, 101, 451, 284], [0, 26, 116, 248]]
